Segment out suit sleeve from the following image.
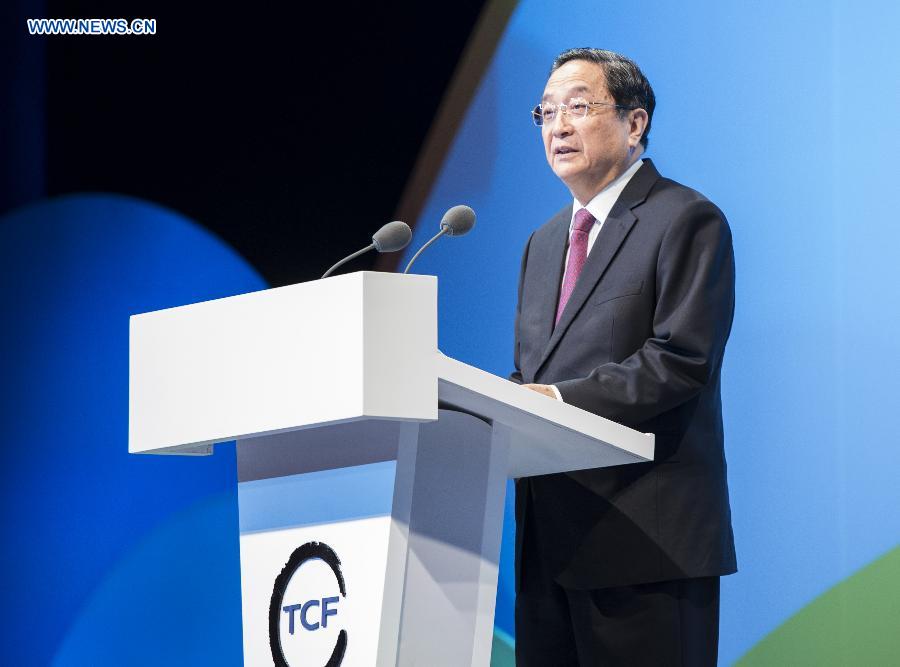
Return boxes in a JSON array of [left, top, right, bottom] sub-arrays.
[[554, 199, 735, 425], [509, 232, 534, 385]]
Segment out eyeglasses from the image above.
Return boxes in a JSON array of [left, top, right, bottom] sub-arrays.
[[531, 98, 634, 127]]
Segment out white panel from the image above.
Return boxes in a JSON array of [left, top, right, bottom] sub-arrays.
[[393, 411, 506, 667], [362, 273, 438, 419], [239, 517, 392, 667], [129, 272, 438, 454], [375, 423, 420, 667]]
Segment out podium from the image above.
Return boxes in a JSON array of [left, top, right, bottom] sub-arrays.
[[129, 271, 654, 666]]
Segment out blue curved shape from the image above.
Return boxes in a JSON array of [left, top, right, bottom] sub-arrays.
[[52, 493, 243, 666], [0, 194, 265, 665]]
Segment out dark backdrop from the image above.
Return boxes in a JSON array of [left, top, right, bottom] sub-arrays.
[[3, 0, 489, 285]]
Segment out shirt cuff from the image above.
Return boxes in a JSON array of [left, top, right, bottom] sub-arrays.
[[549, 385, 563, 401]]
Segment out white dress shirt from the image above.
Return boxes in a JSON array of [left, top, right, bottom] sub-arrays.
[[563, 158, 645, 266], [549, 158, 645, 401]]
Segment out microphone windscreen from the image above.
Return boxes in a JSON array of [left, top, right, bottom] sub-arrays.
[[372, 220, 412, 252], [440, 205, 476, 237]]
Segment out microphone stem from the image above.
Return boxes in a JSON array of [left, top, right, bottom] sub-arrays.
[[322, 243, 375, 279], [404, 228, 447, 274]]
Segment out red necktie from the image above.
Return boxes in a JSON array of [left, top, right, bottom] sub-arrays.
[[555, 208, 596, 325]]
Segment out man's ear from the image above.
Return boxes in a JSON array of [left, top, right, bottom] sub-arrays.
[[629, 108, 649, 148]]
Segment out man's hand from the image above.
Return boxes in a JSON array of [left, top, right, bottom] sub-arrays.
[[523, 383, 558, 399]]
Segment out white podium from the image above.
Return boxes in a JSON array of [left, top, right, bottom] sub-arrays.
[[129, 271, 654, 667]]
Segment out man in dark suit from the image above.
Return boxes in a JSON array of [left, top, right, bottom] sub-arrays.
[[511, 48, 736, 665]]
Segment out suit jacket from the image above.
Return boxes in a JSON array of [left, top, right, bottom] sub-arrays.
[[511, 159, 737, 590]]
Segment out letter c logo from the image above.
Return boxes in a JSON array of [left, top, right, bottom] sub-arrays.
[[269, 542, 347, 667]]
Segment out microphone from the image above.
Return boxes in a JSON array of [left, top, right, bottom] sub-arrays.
[[404, 205, 476, 274], [372, 220, 413, 252], [321, 220, 412, 279]]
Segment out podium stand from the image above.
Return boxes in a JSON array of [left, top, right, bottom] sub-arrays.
[[129, 271, 654, 666]]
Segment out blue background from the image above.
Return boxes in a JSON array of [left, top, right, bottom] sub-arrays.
[[3, 1, 899, 664], [0, 195, 262, 665]]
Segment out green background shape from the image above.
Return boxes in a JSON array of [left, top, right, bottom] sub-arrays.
[[736, 544, 900, 666], [491, 628, 516, 667]]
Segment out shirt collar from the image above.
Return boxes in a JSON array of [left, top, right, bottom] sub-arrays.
[[570, 158, 645, 230]]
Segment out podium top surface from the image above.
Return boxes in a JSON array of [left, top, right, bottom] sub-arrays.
[[435, 354, 652, 477]]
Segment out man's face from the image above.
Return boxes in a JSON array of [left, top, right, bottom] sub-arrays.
[[541, 59, 641, 202]]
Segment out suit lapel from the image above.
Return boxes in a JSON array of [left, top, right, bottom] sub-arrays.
[[535, 159, 661, 376], [528, 205, 571, 356]]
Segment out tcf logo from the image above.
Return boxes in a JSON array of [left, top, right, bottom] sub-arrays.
[[269, 542, 348, 667], [282, 595, 340, 634]]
